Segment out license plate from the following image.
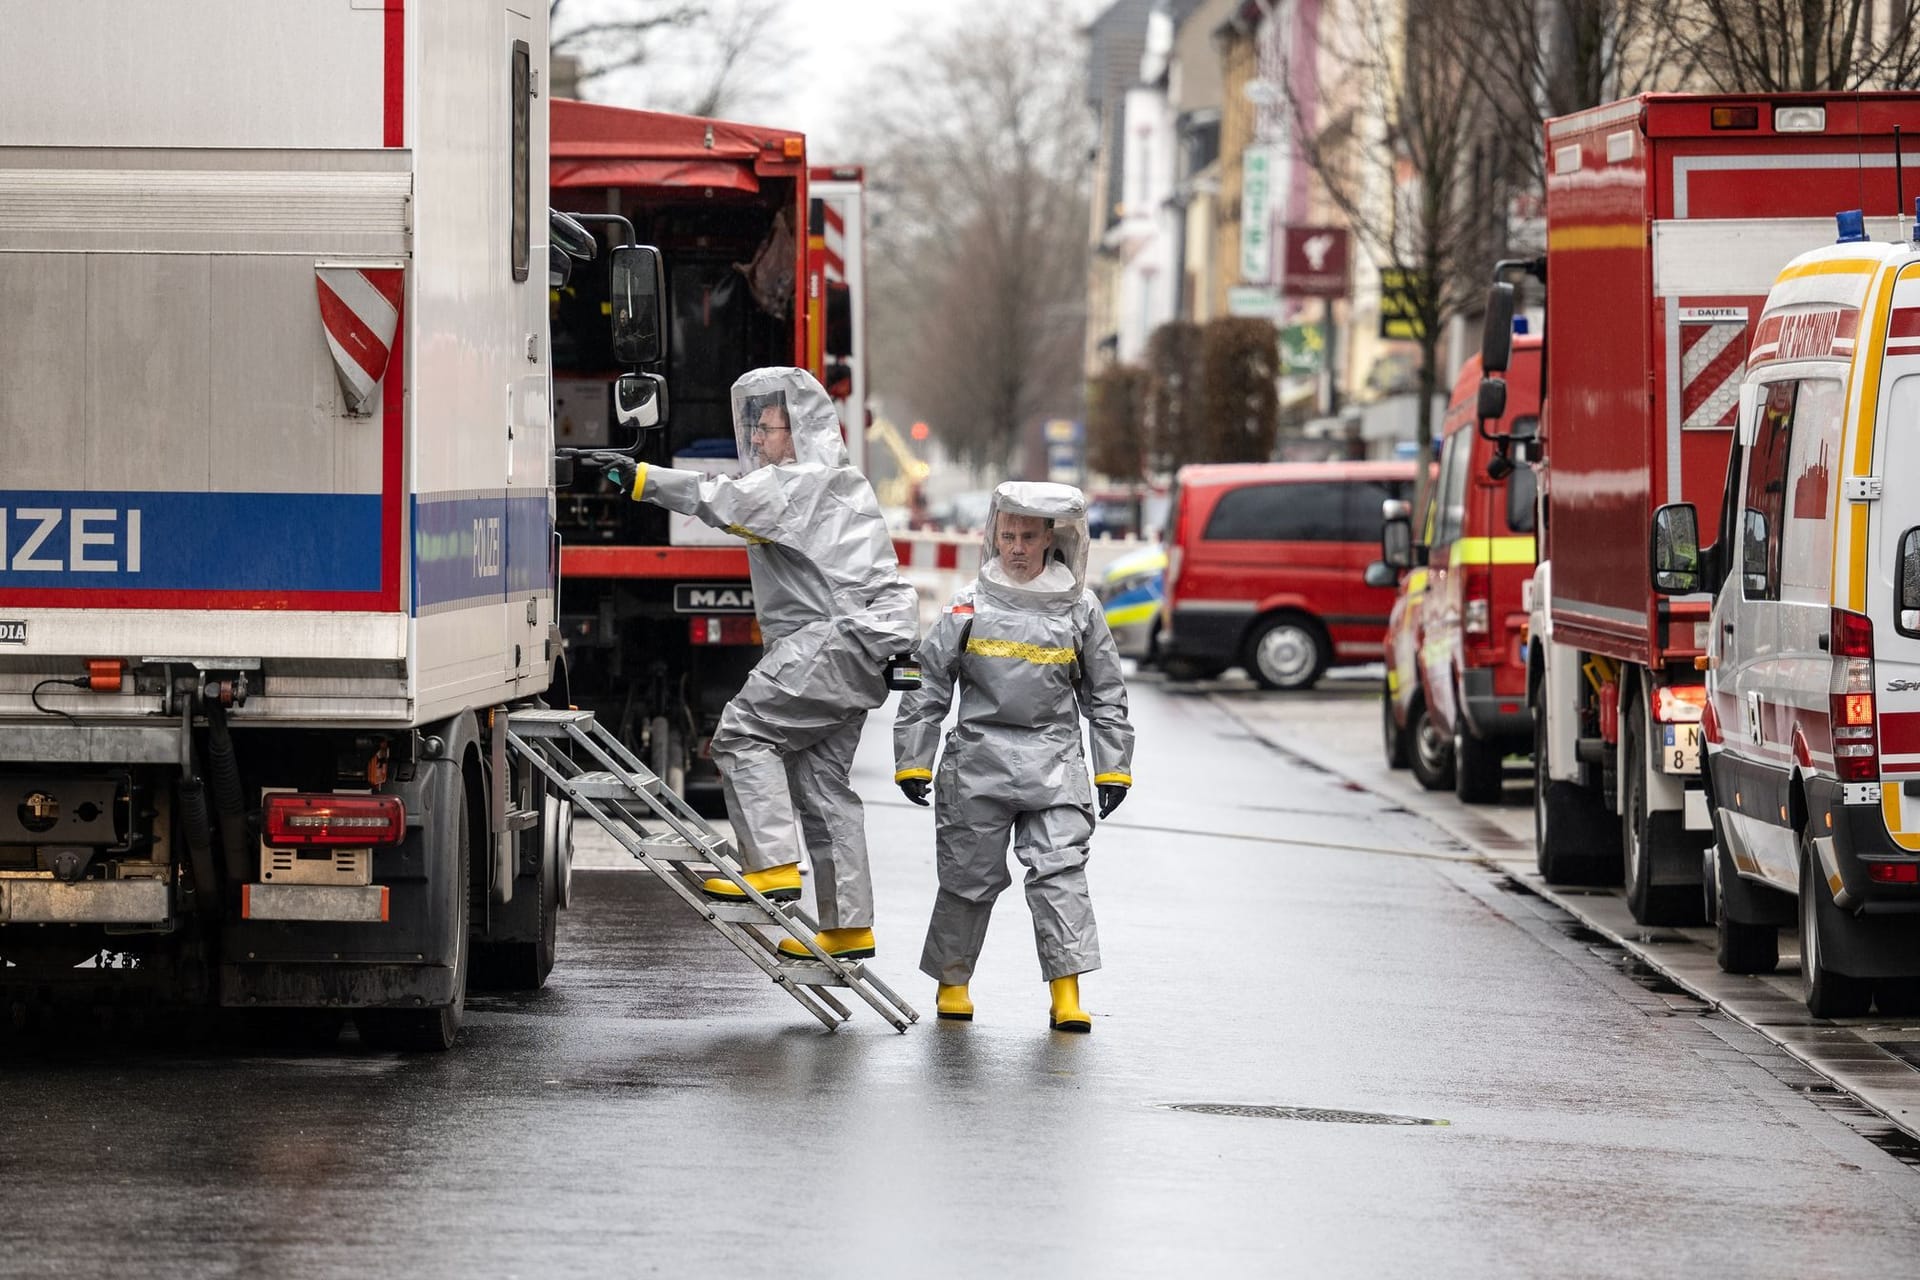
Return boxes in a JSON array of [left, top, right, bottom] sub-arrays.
[[1659, 722, 1702, 774]]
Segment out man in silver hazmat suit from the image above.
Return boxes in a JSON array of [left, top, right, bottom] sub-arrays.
[[610, 367, 918, 961], [893, 481, 1134, 1031]]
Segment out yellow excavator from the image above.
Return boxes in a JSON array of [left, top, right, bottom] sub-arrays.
[[865, 416, 932, 512]]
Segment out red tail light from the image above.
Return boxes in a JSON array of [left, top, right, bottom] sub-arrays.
[[689, 616, 762, 646], [1463, 567, 1492, 637], [1829, 608, 1878, 783], [263, 793, 406, 847]]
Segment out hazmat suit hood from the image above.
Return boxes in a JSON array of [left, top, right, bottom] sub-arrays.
[[979, 481, 1090, 608], [732, 367, 849, 472]]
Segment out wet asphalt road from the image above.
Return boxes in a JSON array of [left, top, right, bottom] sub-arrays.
[[6, 675, 1920, 1277]]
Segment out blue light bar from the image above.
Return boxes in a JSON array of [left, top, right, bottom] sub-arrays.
[[1837, 209, 1867, 243]]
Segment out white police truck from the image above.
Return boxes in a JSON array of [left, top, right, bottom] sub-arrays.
[[0, 0, 661, 1049]]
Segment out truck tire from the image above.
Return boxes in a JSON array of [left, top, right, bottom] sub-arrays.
[[471, 789, 562, 993], [359, 781, 472, 1052], [1799, 832, 1873, 1018], [1713, 835, 1778, 975], [1453, 713, 1504, 805], [1408, 700, 1455, 792], [1622, 716, 1706, 926], [1533, 690, 1619, 885], [1382, 682, 1409, 769], [1245, 613, 1328, 691]]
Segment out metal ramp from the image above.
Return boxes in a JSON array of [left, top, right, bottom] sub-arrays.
[[506, 708, 918, 1032]]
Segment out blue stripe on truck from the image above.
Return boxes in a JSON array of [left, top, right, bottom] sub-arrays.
[[0, 490, 381, 592], [411, 492, 552, 613]]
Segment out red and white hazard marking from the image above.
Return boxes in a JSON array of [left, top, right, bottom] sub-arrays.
[[1887, 306, 1920, 357], [892, 533, 981, 575], [315, 266, 403, 415], [1679, 320, 1748, 429]]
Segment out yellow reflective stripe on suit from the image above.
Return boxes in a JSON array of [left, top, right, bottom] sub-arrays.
[[965, 636, 1076, 664]]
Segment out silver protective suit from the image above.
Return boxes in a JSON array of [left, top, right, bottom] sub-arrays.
[[634, 367, 918, 929], [895, 482, 1135, 982]]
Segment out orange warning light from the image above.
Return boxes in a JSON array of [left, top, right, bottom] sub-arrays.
[[910, 421, 929, 441]]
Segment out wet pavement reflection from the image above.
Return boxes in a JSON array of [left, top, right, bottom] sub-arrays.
[[4, 678, 1919, 1276]]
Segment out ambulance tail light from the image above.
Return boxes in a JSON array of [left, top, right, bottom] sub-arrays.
[[1829, 608, 1879, 783], [263, 793, 406, 847], [1654, 684, 1707, 724]]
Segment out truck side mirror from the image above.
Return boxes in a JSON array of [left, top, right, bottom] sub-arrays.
[[1381, 498, 1415, 570], [1899, 527, 1920, 635], [610, 244, 667, 367], [1652, 503, 1702, 595], [1481, 282, 1515, 373], [1477, 377, 1507, 427], [614, 372, 668, 433]]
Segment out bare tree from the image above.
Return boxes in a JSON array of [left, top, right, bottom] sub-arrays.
[[552, 0, 795, 118], [1456, 0, 1699, 194], [1289, 0, 1507, 509], [847, 1, 1092, 470], [1676, 0, 1920, 91]]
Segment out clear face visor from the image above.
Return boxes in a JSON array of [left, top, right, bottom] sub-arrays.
[[983, 496, 1089, 594], [734, 389, 796, 471]]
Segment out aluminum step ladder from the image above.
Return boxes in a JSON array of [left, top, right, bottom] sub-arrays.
[[506, 708, 918, 1032]]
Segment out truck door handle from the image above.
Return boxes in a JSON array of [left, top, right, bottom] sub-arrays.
[[1722, 622, 1734, 636]]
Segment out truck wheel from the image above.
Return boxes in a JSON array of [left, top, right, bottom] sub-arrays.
[[1453, 714, 1504, 805], [1622, 714, 1706, 926], [1382, 683, 1409, 769], [1533, 690, 1619, 885], [1713, 835, 1778, 975], [1407, 700, 1455, 792], [1245, 613, 1328, 691], [360, 782, 471, 1052], [1799, 833, 1872, 1018]]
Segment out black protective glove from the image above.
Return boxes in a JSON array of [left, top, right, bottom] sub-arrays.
[[602, 460, 634, 494], [899, 777, 931, 807], [1097, 784, 1128, 819]]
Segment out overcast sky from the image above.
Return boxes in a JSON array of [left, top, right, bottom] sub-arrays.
[[581, 0, 1107, 163]]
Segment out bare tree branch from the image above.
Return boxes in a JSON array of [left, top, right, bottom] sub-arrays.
[[845, 2, 1092, 470], [1288, 0, 1510, 508], [1674, 0, 1920, 90]]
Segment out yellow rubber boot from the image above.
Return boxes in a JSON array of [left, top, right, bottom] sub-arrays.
[[777, 927, 876, 961], [701, 861, 801, 903], [936, 984, 974, 1021], [1048, 975, 1091, 1033]]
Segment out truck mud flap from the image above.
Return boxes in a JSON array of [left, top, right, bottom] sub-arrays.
[[220, 961, 459, 1010]]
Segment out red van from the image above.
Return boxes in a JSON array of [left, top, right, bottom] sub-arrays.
[[1158, 461, 1417, 689], [1379, 336, 1540, 800]]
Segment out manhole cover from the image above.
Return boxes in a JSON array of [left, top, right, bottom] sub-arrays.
[[1159, 1102, 1448, 1126]]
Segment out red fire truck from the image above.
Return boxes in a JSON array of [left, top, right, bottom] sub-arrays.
[[548, 103, 864, 804], [1497, 93, 1920, 924]]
